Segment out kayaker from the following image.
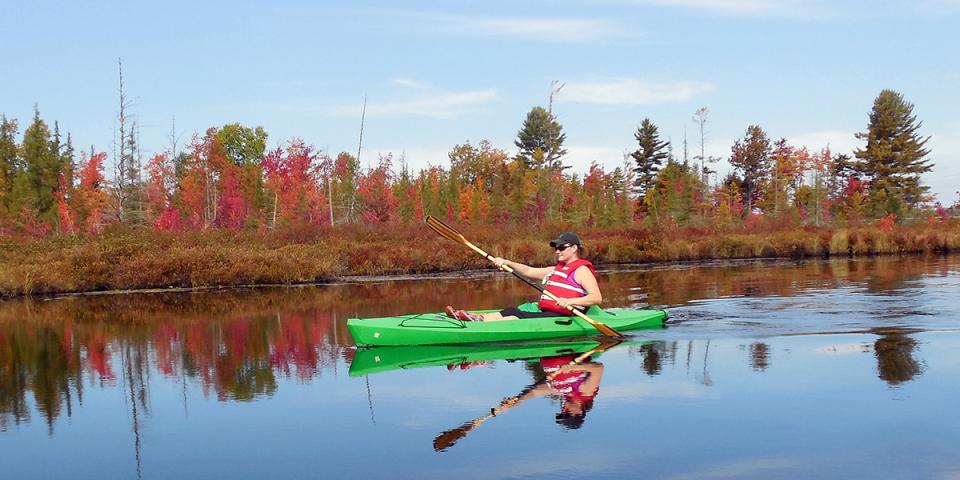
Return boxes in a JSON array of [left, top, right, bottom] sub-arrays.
[[446, 232, 602, 322]]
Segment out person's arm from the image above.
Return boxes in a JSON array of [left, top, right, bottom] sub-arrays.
[[554, 266, 602, 310], [491, 257, 553, 282]]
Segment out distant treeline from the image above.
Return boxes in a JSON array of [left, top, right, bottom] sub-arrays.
[[0, 88, 954, 237]]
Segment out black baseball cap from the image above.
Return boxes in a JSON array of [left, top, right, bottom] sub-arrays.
[[549, 232, 581, 248]]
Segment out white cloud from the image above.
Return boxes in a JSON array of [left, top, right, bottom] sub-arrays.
[[561, 78, 714, 106], [390, 78, 428, 90], [602, 0, 824, 16], [638, 0, 805, 14], [616, 0, 960, 18], [326, 89, 496, 119], [411, 13, 630, 43]]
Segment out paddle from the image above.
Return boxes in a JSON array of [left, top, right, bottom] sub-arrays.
[[432, 339, 621, 451], [424, 215, 623, 338]]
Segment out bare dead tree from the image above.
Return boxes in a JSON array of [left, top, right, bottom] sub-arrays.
[[692, 107, 709, 186], [115, 58, 131, 222], [348, 95, 367, 223]]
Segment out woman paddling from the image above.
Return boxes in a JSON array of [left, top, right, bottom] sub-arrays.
[[446, 232, 602, 322]]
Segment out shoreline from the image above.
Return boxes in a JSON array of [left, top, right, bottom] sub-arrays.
[[3, 222, 957, 300], [8, 249, 955, 302]]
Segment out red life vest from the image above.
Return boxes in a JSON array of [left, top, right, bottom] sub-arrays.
[[542, 355, 597, 402], [538, 259, 596, 315]]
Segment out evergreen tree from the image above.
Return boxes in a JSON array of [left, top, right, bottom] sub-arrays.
[[853, 89, 932, 217], [393, 159, 416, 224], [644, 159, 702, 225], [0, 115, 19, 211], [630, 118, 670, 200], [729, 125, 771, 214], [9, 107, 62, 222], [61, 132, 75, 189], [514, 106, 567, 170], [122, 123, 145, 225]]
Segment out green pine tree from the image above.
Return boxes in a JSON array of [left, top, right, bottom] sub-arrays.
[[853, 89, 932, 217], [729, 125, 771, 214], [514, 106, 567, 170], [0, 115, 20, 212], [630, 118, 670, 202], [9, 107, 62, 222], [393, 160, 415, 224]]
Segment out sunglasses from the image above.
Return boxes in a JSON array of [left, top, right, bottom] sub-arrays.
[[553, 243, 573, 251]]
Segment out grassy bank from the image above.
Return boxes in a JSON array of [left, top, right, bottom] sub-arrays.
[[2, 221, 958, 298]]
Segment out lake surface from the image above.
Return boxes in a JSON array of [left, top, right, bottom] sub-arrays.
[[2, 256, 959, 479]]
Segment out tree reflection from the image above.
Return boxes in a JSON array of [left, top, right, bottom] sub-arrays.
[[871, 328, 923, 385], [0, 289, 357, 432], [749, 342, 770, 371]]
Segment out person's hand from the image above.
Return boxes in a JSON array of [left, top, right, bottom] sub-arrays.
[[556, 298, 573, 310], [491, 257, 508, 270]]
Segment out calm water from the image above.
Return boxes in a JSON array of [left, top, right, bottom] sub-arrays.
[[1, 256, 959, 479]]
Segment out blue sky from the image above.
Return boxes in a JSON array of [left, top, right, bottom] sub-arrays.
[[2, 0, 958, 202]]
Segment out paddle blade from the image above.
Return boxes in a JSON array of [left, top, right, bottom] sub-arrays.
[[589, 319, 624, 338], [433, 418, 487, 452], [425, 215, 467, 246]]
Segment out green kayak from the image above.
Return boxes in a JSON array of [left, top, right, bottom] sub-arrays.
[[347, 306, 667, 346]]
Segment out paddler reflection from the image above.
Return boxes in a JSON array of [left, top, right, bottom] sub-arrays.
[[515, 352, 603, 429], [433, 341, 615, 451]]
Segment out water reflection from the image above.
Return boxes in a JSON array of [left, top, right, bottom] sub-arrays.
[[0, 255, 955, 435], [432, 340, 619, 451], [871, 327, 923, 385], [0, 291, 352, 432]]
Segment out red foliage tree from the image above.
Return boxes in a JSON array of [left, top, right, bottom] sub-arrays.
[[73, 151, 111, 234], [357, 154, 397, 223], [262, 140, 328, 227]]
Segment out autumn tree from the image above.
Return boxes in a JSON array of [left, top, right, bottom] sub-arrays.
[[807, 147, 834, 226], [630, 118, 670, 202], [72, 151, 111, 233], [853, 89, 932, 217], [216, 123, 268, 219], [262, 140, 327, 227], [144, 153, 180, 230], [644, 159, 703, 226], [514, 106, 567, 170], [329, 152, 360, 224], [714, 174, 744, 228], [729, 125, 771, 214], [357, 154, 397, 223]]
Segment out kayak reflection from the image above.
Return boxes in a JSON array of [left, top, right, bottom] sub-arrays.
[[349, 339, 631, 449]]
